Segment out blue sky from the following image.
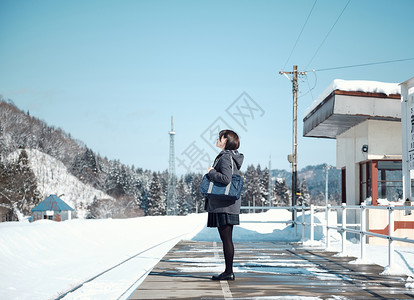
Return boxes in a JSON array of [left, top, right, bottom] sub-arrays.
[[1, 0, 414, 174]]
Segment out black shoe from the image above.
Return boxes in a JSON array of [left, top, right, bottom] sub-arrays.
[[211, 272, 235, 281]]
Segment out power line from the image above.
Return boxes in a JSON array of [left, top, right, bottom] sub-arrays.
[[299, 72, 317, 100], [306, 57, 414, 72], [282, 0, 318, 70], [305, 0, 351, 70]]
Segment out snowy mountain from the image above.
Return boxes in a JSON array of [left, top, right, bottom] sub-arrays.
[[7, 149, 115, 218]]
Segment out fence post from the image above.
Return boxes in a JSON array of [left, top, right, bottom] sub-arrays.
[[388, 206, 395, 268], [310, 204, 314, 242], [253, 196, 255, 213], [302, 204, 305, 240], [326, 205, 330, 249], [341, 204, 347, 255], [294, 206, 298, 237], [360, 204, 366, 261]]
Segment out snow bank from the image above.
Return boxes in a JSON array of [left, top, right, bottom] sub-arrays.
[[0, 214, 206, 299], [304, 79, 401, 116], [193, 209, 327, 242]]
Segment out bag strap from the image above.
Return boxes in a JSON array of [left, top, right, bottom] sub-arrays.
[[212, 155, 222, 168], [213, 154, 236, 175]]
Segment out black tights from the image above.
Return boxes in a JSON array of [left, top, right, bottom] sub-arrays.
[[218, 224, 234, 274]]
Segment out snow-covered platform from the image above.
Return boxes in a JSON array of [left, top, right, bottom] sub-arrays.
[[129, 240, 413, 299]]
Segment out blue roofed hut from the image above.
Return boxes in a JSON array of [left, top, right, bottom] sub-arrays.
[[32, 194, 74, 222]]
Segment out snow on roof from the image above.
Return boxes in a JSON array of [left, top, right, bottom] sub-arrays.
[[32, 194, 74, 212], [304, 79, 401, 117]]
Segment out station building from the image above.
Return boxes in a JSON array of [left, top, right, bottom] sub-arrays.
[[303, 79, 414, 245]]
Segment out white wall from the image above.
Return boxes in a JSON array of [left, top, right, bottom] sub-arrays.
[[336, 119, 401, 206], [336, 122, 366, 205], [367, 120, 402, 159]]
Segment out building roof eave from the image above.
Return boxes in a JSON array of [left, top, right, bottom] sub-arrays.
[[303, 90, 401, 139]]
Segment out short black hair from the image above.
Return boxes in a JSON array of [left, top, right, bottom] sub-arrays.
[[219, 129, 240, 150]]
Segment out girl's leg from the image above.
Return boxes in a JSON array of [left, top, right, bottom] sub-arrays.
[[218, 224, 234, 274]]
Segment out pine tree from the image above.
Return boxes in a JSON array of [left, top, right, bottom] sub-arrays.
[[0, 149, 41, 220], [0, 158, 13, 220], [15, 149, 41, 216], [274, 178, 290, 206], [147, 172, 165, 216], [105, 160, 126, 197], [244, 165, 262, 209], [176, 177, 189, 215], [189, 173, 204, 213], [298, 178, 311, 206], [71, 148, 102, 188], [259, 167, 270, 207]]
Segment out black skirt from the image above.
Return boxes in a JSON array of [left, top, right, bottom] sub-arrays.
[[207, 212, 240, 228]]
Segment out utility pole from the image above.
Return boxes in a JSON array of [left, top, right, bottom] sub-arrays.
[[268, 155, 272, 208], [324, 164, 331, 236], [325, 164, 330, 207], [279, 65, 306, 226]]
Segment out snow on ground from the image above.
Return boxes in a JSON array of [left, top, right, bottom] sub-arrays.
[[1, 209, 414, 299], [304, 79, 401, 116]]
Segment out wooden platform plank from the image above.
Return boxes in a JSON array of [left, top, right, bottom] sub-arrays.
[[129, 241, 414, 299]]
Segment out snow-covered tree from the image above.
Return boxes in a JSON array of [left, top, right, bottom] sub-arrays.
[[86, 197, 116, 219], [243, 165, 262, 209], [188, 173, 204, 213], [274, 178, 290, 206], [114, 195, 144, 218], [147, 172, 165, 216], [259, 166, 269, 207], [298, 178, 311, 206], [71, 148, 102, 188], [176, 177, 189, 215], [0, 149, 41, 220]]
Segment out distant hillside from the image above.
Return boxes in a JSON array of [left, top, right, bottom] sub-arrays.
[[272, 164, 341, 204], [7, 149, 115, 218]]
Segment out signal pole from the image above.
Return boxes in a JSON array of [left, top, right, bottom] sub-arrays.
[[279, 65, 306, 226], [167, 116, 177, 215]]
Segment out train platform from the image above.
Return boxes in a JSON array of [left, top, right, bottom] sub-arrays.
[[129, 240, 414, 299]]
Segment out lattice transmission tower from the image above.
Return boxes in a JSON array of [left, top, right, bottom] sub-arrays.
[[167, 116, 177, 215]]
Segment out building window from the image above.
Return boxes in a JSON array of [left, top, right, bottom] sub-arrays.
[[360, 160, 414, 205], [377, 161, 403, 202]]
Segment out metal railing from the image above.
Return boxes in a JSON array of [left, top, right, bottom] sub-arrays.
[[240, 204, 414, 269]]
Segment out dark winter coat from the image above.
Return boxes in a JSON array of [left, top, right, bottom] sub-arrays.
[[205, 150, 244, 214]]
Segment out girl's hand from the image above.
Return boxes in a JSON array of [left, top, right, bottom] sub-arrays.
[[207, 166, 214, 173]]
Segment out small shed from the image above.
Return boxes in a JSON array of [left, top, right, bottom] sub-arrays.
[[32, 194, 74, 222]]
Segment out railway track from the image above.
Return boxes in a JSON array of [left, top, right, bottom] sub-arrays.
[[55, 234, 186, 300]]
